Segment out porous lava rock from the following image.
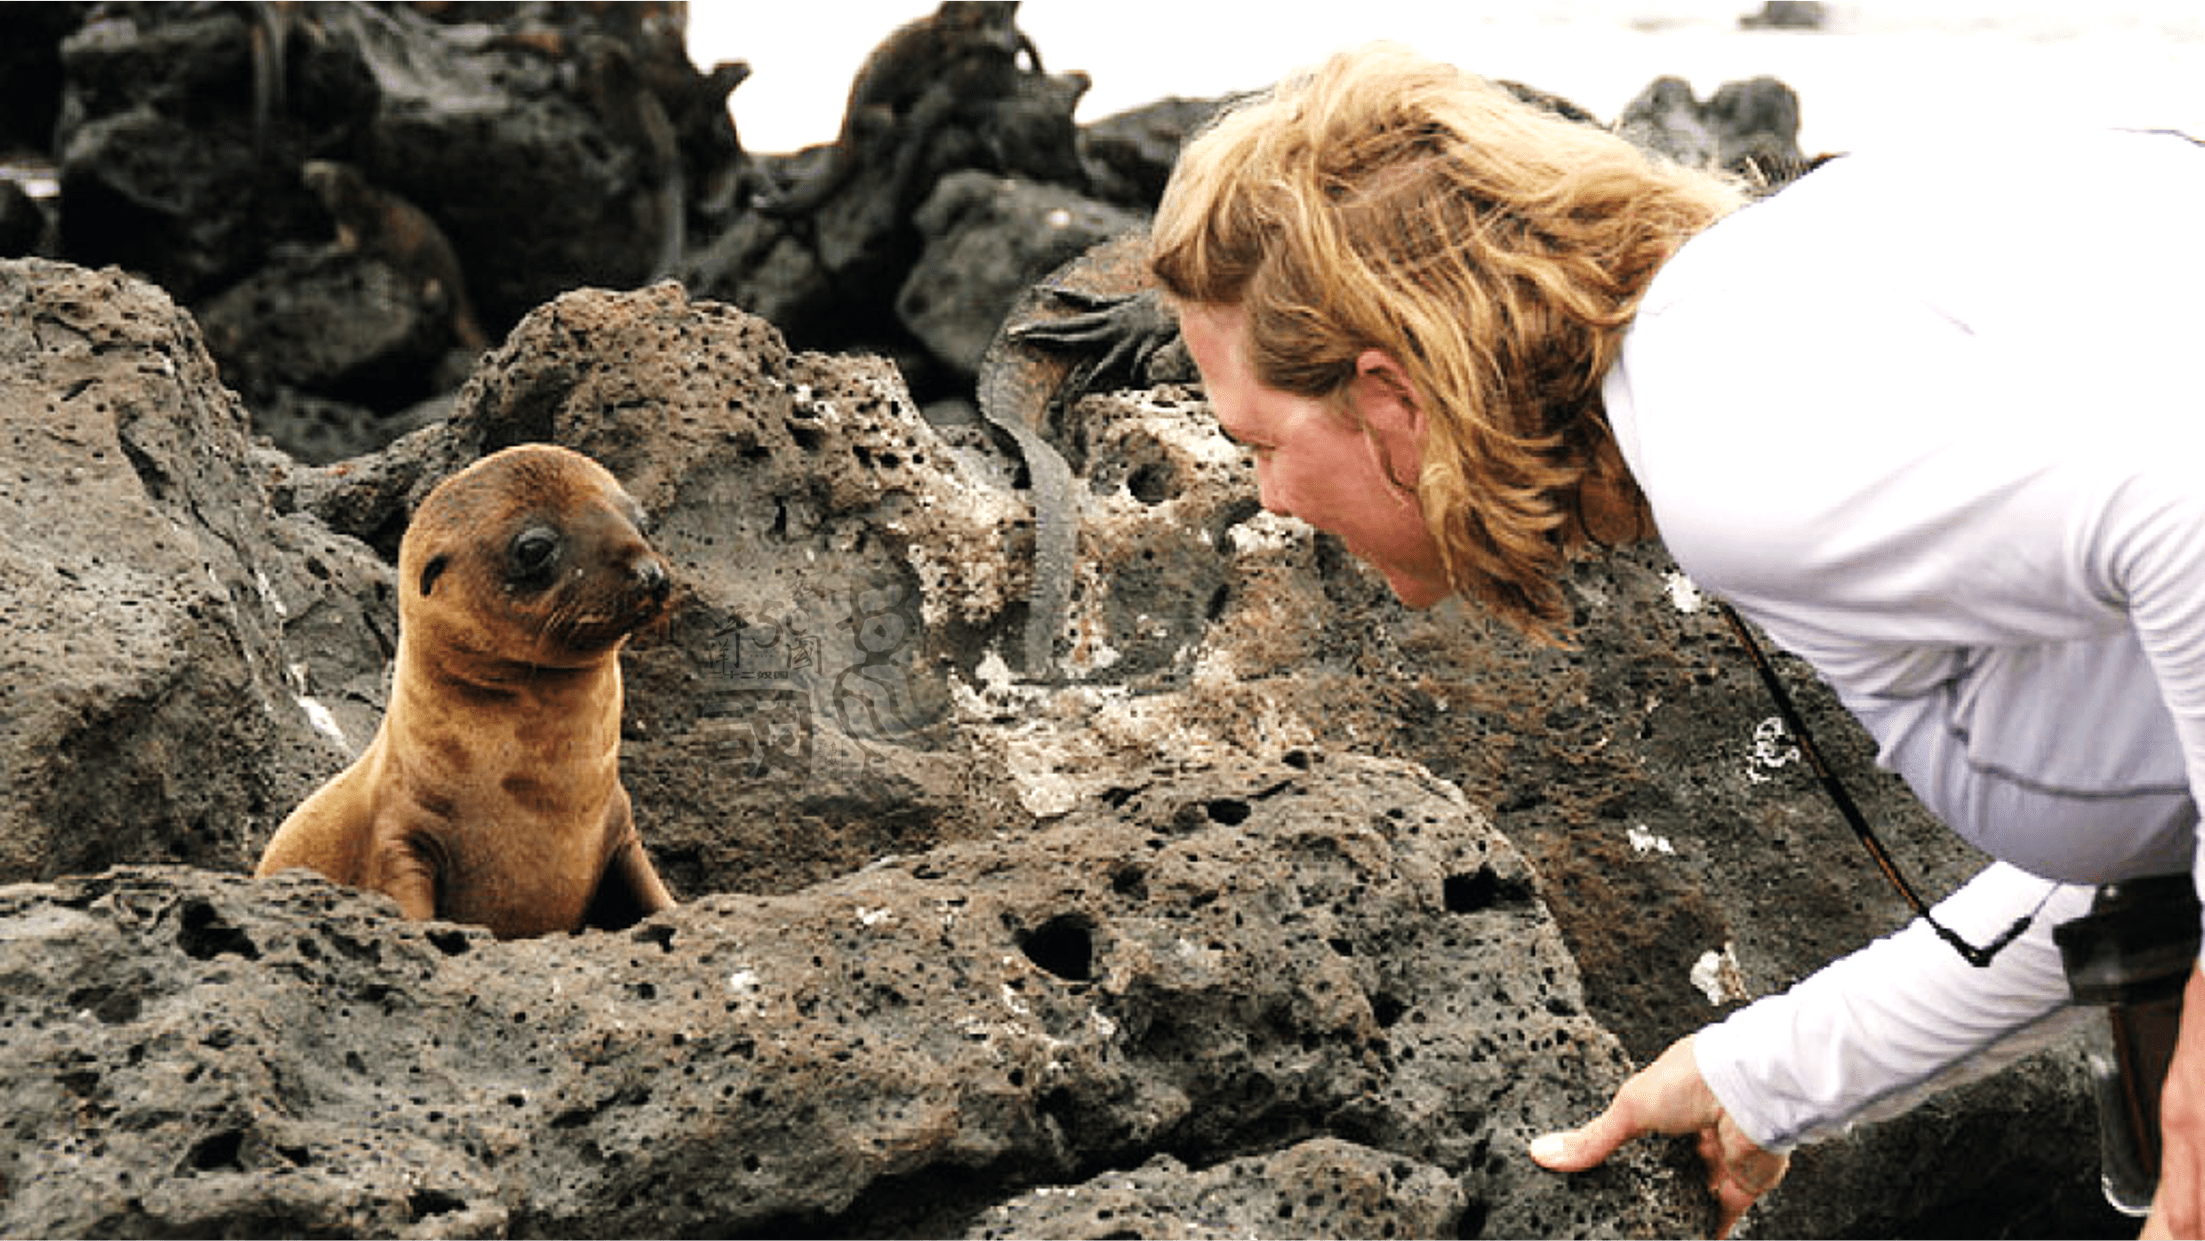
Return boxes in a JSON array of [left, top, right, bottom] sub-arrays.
[[0, 754, 1702, 1239], [0, 258, 380, 884]]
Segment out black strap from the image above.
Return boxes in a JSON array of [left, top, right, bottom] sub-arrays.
[[1716, 601, 2033, 968]]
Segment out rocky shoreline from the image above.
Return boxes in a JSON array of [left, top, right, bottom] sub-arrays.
[[0, 4, 2133, 1237]]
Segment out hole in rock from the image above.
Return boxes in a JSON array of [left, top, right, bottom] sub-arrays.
[[1371, 993, 1409, 1028], [186, 1129, 247, 1173], [1443, 865, 1531, 914], [1038, 1086, 1078, 1127], [1017, 914, 1097, 982], [1204, 798, 1251, 826], [409, 1189, 468, 1219], [178, 901, 259, 961], [69, 984, 141, 1025], [1127, 461, 1175, 505], [1110, 867, 1148, 902], [426, 929, 471, 957]]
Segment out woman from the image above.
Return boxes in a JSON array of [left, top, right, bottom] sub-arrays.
[[1149, 42, 2205, 1239]]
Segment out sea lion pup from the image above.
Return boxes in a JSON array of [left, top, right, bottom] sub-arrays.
[[257, 444, 677, 938]]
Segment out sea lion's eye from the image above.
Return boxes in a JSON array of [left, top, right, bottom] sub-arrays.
[[419, 555, 449, 596], [509, 527, 561, 584]]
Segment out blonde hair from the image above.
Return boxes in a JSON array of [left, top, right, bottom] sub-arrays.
[[1151, 43, 1746, 639]]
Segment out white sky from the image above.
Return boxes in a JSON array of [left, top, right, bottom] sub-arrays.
[[689, 1, 2205, 156]]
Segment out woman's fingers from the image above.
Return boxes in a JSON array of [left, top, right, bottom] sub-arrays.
[[1534, 1035, 1786, 1238]]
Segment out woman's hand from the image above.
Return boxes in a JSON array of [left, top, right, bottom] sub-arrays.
[[1530, 1034, 1788, 1239], [2144, 964, 2205, 1240]]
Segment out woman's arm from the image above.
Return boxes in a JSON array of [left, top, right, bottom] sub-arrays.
[[1533, 864, 2093, 1233], [2146, 965, 2205, 1238], [1695, 862, 2090, 1150]]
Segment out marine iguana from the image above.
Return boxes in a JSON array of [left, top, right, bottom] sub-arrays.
[[302, 158, 487, 350], [975, 232, 1187, 679], [575, 33, 686, 281], [756, 1, 1041, 219]]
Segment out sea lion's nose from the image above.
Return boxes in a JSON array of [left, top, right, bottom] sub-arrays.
[[633, 556, 670, 604]]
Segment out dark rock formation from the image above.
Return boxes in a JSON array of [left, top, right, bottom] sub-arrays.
[[1078, 96, 1229, 210], [1619, 74, 1808, 182], [1741, 2, 1830, 32], [35, 2, 748, 464], [52, 2, 739, 328], [0, 258, 380, 885], [685, 4, 1109, 403], [899, 171, 1148, 383], [353, 17, 671, 330], [0, 750, 1702, 1239], [0, 4, 87, 156], [54, 3, 373, 301], [753, 0, 1050, 223], [680, 82, 1203, 398], [196, 241, 468, 416]]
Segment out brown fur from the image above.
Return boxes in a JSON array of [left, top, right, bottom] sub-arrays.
[[257, 444, 676, 938]]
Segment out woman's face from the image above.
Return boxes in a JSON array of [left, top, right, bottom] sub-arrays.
[[1179, 302, 1452, 609]]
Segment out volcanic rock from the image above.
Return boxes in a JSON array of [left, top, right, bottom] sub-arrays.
[[0, 751, 1702, 1239], [0, 258, 378, 885]]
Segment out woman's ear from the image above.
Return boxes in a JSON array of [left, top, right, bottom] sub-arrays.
[[1353, 349, 1427, 489], [1354, 349, 1423, 427]]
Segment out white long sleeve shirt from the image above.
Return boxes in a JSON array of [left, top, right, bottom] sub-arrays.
[[1601, 127, 2205, 1149]]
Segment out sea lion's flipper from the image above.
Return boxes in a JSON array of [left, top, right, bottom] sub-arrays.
[[369, 830, 442, 923], [584, 833, 678, 931]]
